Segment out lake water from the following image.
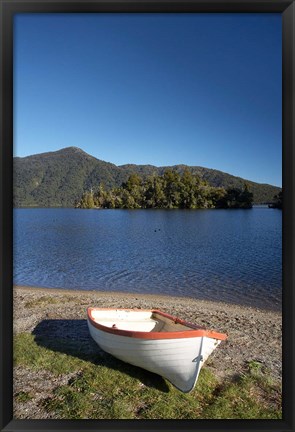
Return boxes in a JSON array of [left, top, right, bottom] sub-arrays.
[[13, 208, 282, 311]]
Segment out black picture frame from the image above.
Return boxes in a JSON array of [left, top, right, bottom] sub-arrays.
[[0, 0, 294, 431]]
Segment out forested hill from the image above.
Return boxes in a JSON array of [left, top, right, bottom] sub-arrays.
[[13, 147, 281, 207]]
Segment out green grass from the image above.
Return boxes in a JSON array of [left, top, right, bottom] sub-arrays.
[[24, 296, 60, 308], [14, 333, 282, 420], [15, 391, 33, 403], [201, 361, 282, 419]]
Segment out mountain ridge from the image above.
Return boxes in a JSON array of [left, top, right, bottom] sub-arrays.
[[13, 146, 281, 207]]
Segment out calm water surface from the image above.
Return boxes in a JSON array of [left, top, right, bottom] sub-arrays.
[[13, 208, 282, 310]]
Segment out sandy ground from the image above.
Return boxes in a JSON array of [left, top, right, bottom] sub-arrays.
[[13, 285, 282, 419]]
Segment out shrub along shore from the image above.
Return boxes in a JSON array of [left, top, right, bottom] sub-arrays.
[[13, 285, 282, 419]]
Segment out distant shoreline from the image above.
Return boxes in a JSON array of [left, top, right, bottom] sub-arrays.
[[14, 205, 276, 210]]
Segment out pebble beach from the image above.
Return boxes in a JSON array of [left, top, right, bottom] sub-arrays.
[[13, 285, 282, 419]]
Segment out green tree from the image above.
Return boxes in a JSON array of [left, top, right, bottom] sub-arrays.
[[120, 189, 140, 209], [269, 191, 282, 209], [145, 175, 166, 208], [93, 184, 108, 208], [123, 173, 142, 191], [163, 169, 181, 208], [77, 191, 95, 209], [216, 184, 253, 209], [238, 183, 254, 209]]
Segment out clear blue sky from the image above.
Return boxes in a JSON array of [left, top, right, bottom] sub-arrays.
[[14, 13, 282, 186]]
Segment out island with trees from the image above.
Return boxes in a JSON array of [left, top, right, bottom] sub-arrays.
[[75, 169, 254, 210]]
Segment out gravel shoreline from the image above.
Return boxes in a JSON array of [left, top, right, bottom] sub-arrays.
[[13, 285, 282, 418]]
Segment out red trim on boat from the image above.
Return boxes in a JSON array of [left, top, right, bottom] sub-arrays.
[[87, 308, 227, 341]]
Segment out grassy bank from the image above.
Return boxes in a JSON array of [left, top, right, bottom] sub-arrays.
[[13, 286, 282, 419], [14, 332, 281, 420]]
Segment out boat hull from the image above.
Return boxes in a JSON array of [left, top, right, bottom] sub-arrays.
[[88, 323, 220, 392], [87, 308, 226, 392]]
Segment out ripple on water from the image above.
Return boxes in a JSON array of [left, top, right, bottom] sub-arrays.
[[13, 208, 282, 310]]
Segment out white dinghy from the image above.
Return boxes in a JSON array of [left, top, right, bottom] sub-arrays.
[[87, 308, 227, 393]]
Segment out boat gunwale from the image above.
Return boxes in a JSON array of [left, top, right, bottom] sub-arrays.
[[87, 307, 227, 340]]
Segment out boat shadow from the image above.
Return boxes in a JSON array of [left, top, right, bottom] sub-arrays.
[[32, 319, 170, 393]]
